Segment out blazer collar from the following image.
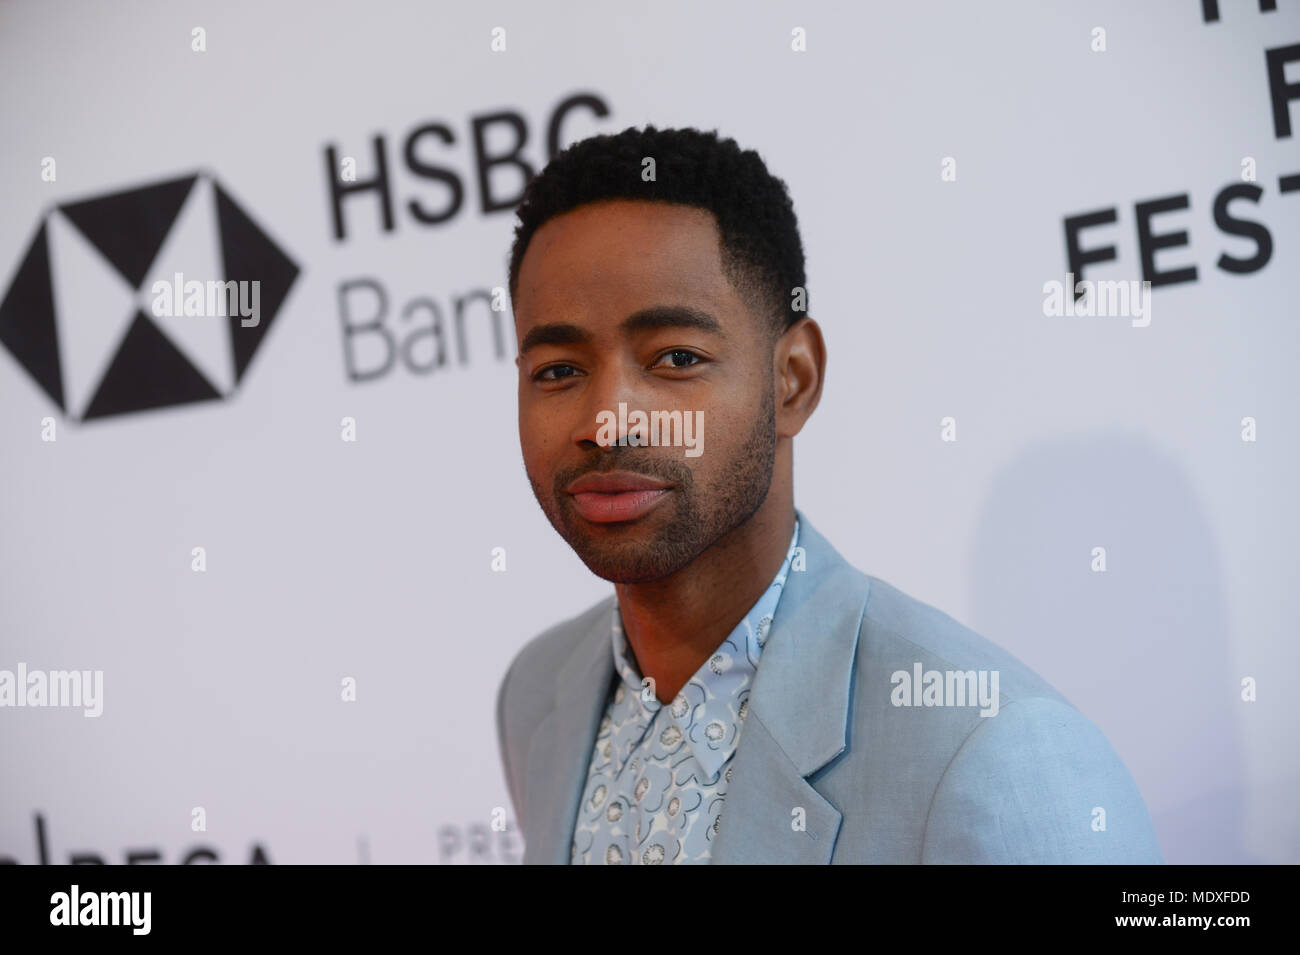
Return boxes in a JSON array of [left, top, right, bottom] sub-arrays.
[[521, 508, 872, 864]]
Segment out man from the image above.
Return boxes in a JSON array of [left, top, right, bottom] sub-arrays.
[[496, 125, 1162, 864]]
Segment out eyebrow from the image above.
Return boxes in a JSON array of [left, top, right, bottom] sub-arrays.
[[518, 305, 725, 356]]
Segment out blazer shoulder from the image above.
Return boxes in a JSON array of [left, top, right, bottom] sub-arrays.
[[500, 593, 616, 708], [495, 594, 615, 821], [846, 576, 1159, 862], [921, 695, 1163, 863], [859, 574, 1068, 707]]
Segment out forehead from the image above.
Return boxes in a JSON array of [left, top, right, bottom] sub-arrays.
[[514, 199, 739, 325]]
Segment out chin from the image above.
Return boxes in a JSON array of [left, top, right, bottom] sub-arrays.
[[582, 560, 678, 585], [571, 538, 693, 585]]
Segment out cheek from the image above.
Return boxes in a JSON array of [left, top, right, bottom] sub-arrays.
[[518, 409, 557, 467], [706, 404, 745, 442], [692, 404, 751, 470]]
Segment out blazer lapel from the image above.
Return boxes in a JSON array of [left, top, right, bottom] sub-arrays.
[[710, 511, 872, 864], [522, 598, 615, 864]]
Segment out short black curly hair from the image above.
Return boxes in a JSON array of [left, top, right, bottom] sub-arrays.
[[508, 125, 807, 339]]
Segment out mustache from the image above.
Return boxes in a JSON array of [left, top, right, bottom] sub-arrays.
[[553, 452, 693, 493]]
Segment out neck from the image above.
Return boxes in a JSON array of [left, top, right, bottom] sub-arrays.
[[615, 483, 795, 705]]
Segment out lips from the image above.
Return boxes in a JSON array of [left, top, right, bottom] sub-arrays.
[[565, 470, 673, 523], [565, 471, 672, 494]]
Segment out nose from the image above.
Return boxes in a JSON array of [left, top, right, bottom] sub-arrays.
[[571, 358, 653, 450]]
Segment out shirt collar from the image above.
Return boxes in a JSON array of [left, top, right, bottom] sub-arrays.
[[609, 519, 802, 780]]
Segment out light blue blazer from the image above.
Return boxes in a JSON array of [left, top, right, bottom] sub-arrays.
[[496, 510, 1163, 863]]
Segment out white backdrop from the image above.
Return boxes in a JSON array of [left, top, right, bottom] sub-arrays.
[[1, 0, 1296, 864]]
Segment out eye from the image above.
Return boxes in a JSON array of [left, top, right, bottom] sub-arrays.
[[653, 349, 705, 369], [534, 363, 581, 382]]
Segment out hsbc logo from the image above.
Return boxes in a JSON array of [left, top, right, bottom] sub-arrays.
[[0, 172, 299, 421]]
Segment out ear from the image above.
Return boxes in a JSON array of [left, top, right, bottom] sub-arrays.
[[773, 317, 825, 438]]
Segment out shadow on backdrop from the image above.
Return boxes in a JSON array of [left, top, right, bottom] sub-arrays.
[[967, 431, 1255, 864]]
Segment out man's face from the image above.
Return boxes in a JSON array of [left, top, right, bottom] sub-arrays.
[[514, 199, 777, 584]]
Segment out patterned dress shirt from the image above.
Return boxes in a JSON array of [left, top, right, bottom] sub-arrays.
[[570, 520, 802, 864]]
